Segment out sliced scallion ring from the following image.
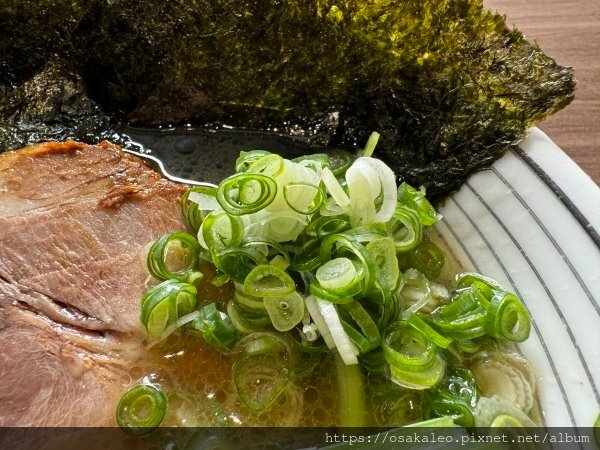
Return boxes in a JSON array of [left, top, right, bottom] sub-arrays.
[[423, 367, 477, 427], [147, 232, 202, 283], [486, 292, 531, 342], [456, 272, 505, 293], [406, 313, 452, 349], [235, 150, 272, 173], [305, 216, 350, 239], [217, 173, 277, 215], [180, 186, 217, 232], [233, 353, 291, 411], [320, 233, 377, 296], [382, 321, 437, 369], [243, 264, 296, 298], [408, 240, 445, 279], [292, 153, 330, 169], [397, 182, 440, 226], [309, 281, 355, 304], [389, 353, 445, 390], [212, 246, 266, 283], [200, 210, 243, 250], [328, 150, 354, 177], [227, 299, 270, 334], [264, 291, 305, 331], [339, 300, 381, 352], [116, 384, 166, 435], [366, 237, 400, 296], [241, 236, 291, 264], [140, 279, 197, 339], [316, 257, 357, 290], [291, 239, 322, 272], [283, 182, 324, 215], [316, 297, 359, 364], [192, 303, 238, 351], [247, 153, 285, 177], [388, 205, 423, 252]]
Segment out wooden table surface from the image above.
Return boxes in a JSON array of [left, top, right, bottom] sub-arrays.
[[485, 0, 599, 184]]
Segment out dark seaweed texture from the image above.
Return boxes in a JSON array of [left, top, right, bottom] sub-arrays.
[[0, 0, 575, 200]]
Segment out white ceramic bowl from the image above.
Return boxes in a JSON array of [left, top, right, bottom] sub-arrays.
[[435, 127, 600, 427]]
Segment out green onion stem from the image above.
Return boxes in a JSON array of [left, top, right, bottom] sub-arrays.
[[335, 353, 365, 427]]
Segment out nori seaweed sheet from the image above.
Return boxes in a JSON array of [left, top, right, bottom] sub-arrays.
[[0, 0, 575, 200]]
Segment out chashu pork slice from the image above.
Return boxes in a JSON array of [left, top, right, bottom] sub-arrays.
[[0, 141, 187, 426]]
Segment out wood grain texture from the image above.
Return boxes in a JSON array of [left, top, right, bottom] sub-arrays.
[[485, 0, 599, 183]]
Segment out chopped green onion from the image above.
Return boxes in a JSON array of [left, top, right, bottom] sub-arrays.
[[283, 182, 324, 215], [397, 182, 440, 226], [428, 288, 488, 340], [216, 173, 277, 215], [247, 153, 285, 177], [400, 268, 433, 316], [432, 274, 531, 343], [345, 224, 388, 243], [140, 279, 197, 339], [366, 237, 400, 301], [292, 153, 331, 169], [233, 353, 291, 411], [486, 292, 531, 342], [389, 353, 445, 390], [243, 264, 296, 298], [456, 272, 505, 291], [309, 281, 355, 304], [199, 211, 243, 250], [235, 150, 272, 173], [116, 384, 166, 434], [241, 236, 291, 264], [321, 167, 351, 208], [423, 367, 477, 427], [320, 233, 376, 296], [305, 216, 350, 239], [388, 205, 423, 252], [316, 257, 357, 290], [233, 285, 266, 310], [291, 239, 322, 271], [338, 300, 381, 353], [147, 232, 202, 283], [454, 339, 480, 354], [328, 150, 354, 177], [212, 245, 266, 283], [359, 348, 387, 373], [227, 299, 270, 333], [406, 313, 452, 349], [382, 321, 437, 368], [408, 240, 445, 279], [236, 331, 288, 356], [191, 303, 238, 352], [302, 295, 333, 348], [263, 291, 305, 331], [180, 186, 217, 233], [362, 131, 380, 158], [316, 297, 359, 364], [370, 291, 402, 330]]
